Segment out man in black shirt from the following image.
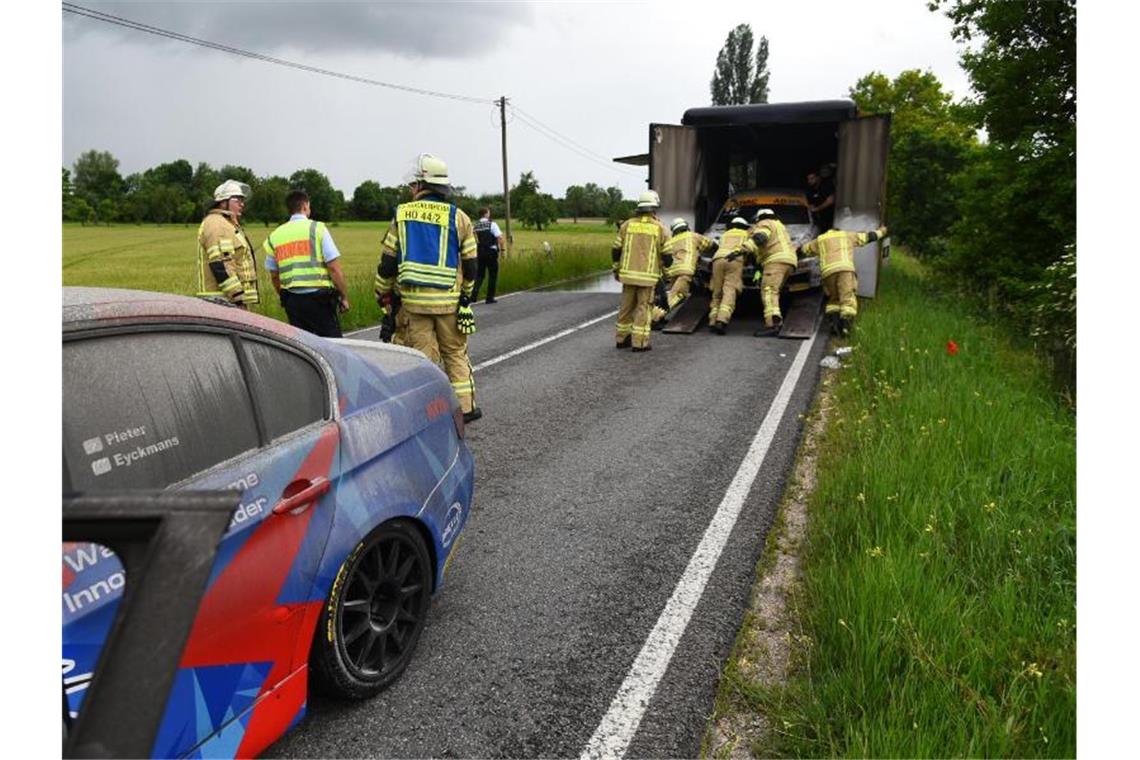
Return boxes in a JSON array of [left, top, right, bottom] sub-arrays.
[[806, 170, 836, 232], [472, 207, 505, 304]]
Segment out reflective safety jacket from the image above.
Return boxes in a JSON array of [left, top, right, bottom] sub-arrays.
[[613, 214, 670, 287], [750, 218, 798, 268], [800, 229, 877, 278], [375, 193, 477, 314], [713, 228, 759, 262], [197, 209, 259, 305], [664, 230, 715, 278], [262, 218, 334, 291]]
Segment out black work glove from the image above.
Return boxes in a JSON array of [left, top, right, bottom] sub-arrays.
[[457, 293, 476, 335]]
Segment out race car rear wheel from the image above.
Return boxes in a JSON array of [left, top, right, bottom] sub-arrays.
[[310, 521, 432, 699]]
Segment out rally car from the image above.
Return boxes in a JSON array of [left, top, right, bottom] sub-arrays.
[[694, 188, 820, 292], [62, 287, 474, 758]]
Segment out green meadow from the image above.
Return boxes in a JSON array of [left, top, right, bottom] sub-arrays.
[[62, 220, 615, 331], [709, 251, 1075, 757]]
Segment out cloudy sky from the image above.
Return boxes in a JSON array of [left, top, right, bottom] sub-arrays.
[[63, 0, 972, 199]]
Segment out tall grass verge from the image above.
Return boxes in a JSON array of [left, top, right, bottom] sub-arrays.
[[740, 251, 1075, 757]]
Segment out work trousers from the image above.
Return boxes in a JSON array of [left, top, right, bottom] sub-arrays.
[[651, 274, 693, 321], [616, 284, 654, 349], [473, 250, 500, 303], [390, 306, 410, 346], [406, 311, 476, 413], [823, 271, 858, 318], [708, 258, 744, 325], [760, 262, 795, 326], [281, 289, 342, 338]]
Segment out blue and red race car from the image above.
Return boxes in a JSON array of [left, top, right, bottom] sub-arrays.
[[62, 287, 474, 758]]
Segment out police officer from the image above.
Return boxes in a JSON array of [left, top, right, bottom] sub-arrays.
[[263, 189, 351, 337], [749, 208, 800, 337], [374, 154, 482, 422], [799, 224, 888, 336], [472, 207, 505, 304], [197, 180, 259, 308], [651, 218, 716, 327], [612, 191, 672, 352], [708, 217, 759, 334]]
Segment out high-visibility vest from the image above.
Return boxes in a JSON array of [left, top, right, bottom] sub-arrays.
[[264, 218, 334, 290], [396, 198, 460, 290], [617, 215, 666, 286], [753, 219, 798, 268]]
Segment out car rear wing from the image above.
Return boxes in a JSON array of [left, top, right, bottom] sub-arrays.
[[63, 491, 238, 759]]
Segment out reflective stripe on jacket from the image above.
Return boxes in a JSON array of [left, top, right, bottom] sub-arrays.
[[264, 219, 333, 290], [664, 231, 714, 278], [713, 228, 758, 261], [613, 214, 670, 287], [397, 199, 461, 289], [752, 219, 798, 268], [196, 209, 259, 304], [802, 230, 872, 278]]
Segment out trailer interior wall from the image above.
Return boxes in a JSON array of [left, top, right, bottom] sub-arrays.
[[692, 122, 840, 231]]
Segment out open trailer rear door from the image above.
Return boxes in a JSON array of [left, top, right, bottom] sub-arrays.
[[648, 124, 701, 229], [836, 114, 891, 297]]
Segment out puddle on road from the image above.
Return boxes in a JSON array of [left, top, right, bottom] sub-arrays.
[[537, 271, 623, 293]]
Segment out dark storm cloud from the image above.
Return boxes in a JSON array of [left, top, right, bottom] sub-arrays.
[[63, 1, 535, 59]]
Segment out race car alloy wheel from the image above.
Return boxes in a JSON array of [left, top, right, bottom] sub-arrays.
[[311, 521, 432, 698]]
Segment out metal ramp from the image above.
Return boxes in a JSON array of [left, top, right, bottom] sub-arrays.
[[662, 293, 710, 333], [778, 289, 823, 339]]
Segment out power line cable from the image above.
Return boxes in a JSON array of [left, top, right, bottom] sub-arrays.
[[62, 2, 495, 105], [509, 106, 643, 179], [512, 104, 631, 167]]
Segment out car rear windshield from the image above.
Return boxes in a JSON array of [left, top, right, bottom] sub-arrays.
[[717, 203, 810, 226]]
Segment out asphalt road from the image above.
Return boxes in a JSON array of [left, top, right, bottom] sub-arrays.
[[271, 281, 829, 758]]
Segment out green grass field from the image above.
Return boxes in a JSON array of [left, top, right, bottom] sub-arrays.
[[62, 220, 616, 331], [713, 252, 1076, 757]]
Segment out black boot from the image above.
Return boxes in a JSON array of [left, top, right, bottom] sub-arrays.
[[632, 344, 653, 352], [713, 321, 727, 335], [616, 335, 632, 349], [463, 407, 483, 424], [753, 324, 780, 337]]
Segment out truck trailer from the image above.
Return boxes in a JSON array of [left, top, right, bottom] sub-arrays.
[[614, 99, 891, 336]]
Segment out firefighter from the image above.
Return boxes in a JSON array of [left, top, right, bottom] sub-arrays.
[[749, 208, 800, 337], [799, 225, 888, 337], [707, 216, 759, 335], [374, 153, 482, 422], [651, 218, 717, 328], [612, 191, 672, 352], [196, 180, 259, 308]]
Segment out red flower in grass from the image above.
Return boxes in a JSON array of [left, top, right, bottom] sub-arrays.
[[946, 339, 959, 356]]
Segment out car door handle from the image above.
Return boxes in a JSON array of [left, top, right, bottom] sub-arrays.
[[272, 477, 331, 516]]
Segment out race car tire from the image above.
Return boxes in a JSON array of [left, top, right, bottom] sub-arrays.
[[309, 520, 432, 699]]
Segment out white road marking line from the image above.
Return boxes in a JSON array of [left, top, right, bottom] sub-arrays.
[[344, 270, 611, 337], [580, 330, 819, 760], [473, 310, 619, 372]]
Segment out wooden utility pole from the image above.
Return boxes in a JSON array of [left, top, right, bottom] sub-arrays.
[[499, 96, 512, 254]]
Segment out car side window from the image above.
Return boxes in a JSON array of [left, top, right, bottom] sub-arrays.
[[240, 339, 328, 442], [63, 331, 260, 492]]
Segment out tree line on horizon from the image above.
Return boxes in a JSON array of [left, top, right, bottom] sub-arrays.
[[61, 153, 637, 232]]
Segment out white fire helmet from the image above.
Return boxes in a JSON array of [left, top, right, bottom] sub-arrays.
[[213, 179, 251, 202]]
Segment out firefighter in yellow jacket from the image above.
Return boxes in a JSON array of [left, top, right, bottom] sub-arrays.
[[749, 208, 800, 337], [799, 225, 887, 337], [612, 191, 672, 352], [196, 180, 259, 308], [651, 218, 717, 327], [374, 154, 482, 423], [708, 217, 759, 334]]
